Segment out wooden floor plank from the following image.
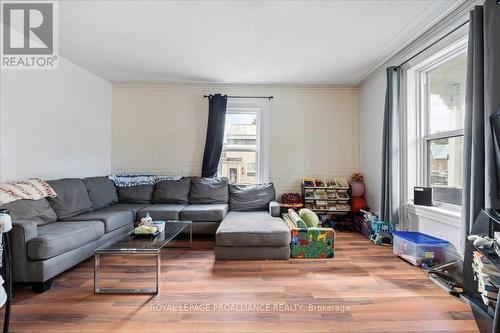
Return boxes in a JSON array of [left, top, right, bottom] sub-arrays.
[[9, 232, 479, 333]]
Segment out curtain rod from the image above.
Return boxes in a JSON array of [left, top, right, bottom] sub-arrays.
[[395, 19, 470, 70], [204, 95, 273, 100]]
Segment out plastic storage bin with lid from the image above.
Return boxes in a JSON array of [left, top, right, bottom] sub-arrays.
[[392, 231, 449, 267]]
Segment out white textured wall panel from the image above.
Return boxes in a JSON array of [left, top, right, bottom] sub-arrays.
[[112, 84, 359, 195]]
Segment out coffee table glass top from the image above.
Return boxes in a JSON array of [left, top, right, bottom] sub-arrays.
[[95, 220, 192, 254]]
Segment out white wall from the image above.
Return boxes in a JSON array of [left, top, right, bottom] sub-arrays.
[[0, 57, 112, 182], [359, 69, 386, 214], [112, 83, 359, 195]]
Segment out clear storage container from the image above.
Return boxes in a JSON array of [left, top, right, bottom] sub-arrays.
[[392, 231, 449, 267]]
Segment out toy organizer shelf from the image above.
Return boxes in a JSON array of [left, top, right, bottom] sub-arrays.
[[301, 177, 351, 215]]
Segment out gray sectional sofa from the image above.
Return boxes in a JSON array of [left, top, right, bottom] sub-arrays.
[[3, 176, 290, 292]]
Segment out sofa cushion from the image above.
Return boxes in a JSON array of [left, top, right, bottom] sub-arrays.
[[216, 211, 291, 247], [117, 185, 154, 204], [99, 203, 149, 220], [83, 176, 118, 210], [27, 221, 104, 260], [137, 204, 187, 221], [62, 210, 133, 233], [180, 204, 228, 222], [228, 183, 276, 211], [0, 198, 57, 225], [189, 177, 228, 204], [47, 178, 93, 220], [153, 177, 191, 204], [299, 208, 320, 228]]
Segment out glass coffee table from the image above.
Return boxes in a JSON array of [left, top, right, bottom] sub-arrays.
[[94, 220, 192, 294]]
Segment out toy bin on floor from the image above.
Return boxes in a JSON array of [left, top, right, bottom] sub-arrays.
[[290, 228, 335, 259], [392, 231, 449, 267]]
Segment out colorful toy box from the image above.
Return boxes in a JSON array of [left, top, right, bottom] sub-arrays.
[[392, 231, 449, 267], [290, 228, 335, 259]]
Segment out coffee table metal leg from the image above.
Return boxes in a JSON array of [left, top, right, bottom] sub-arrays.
[[166, 222, 193, 249], [94, 253, 100, 293], [156, 252, 161, 294]]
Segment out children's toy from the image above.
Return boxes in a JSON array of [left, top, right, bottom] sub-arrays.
[[357, 210, 374, 238], [325, 179, 336, 188], [290, 228, 335, 259], [349, 180, 365, 197], [363, 211, 396, 245], [334, 177, 349, 188], [283, 209, 336, 259], [351, 197, 367, 213], [303, 178, 316, 187], [361, 219, 374, 238], [314, 179, 326, 187]]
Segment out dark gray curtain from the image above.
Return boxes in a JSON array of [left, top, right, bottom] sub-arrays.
[[380, 67, 400, 223], [462, 1, 500, 322], [201, 94, 227, 177], [462, 0, 500, 235]]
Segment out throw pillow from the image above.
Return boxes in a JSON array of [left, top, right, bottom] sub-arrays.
[[83, 176, 118, 210], [282, 214, 298, 229], [288, 209, 307, 229], [153, 177, 191, 204], [47, 178, 93, 220], [228, 183, 275, 211], [0, 198, 57, 225], [299, 208, 320, 228], [117, 185, 154, 204], [189, 177, 228, 204]]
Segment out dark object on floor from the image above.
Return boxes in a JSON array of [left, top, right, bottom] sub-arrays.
[[322, 216, 356, 231], [428, 260, 463, 297]]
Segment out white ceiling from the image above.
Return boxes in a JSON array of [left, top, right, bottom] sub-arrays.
[[59, 0, 462, 84]]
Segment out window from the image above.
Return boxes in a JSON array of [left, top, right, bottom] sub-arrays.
[[246, 162, 256, 177], [219, 102, 268, 185], [410, 44, 467, 206]]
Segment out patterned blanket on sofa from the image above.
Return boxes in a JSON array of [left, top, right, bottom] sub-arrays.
[[108, 174, 181, 187], [0, 178, 57, 205]]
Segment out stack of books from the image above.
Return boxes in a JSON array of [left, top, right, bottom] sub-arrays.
[[472, 251, 500, 312]]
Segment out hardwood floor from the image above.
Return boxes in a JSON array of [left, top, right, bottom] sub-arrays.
[[10, 232, 479, 333]]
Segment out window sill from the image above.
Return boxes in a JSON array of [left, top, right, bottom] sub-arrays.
[[405, 201, 461, 228]]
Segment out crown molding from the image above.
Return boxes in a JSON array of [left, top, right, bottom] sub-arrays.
[[111, 82, 359, 93]]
